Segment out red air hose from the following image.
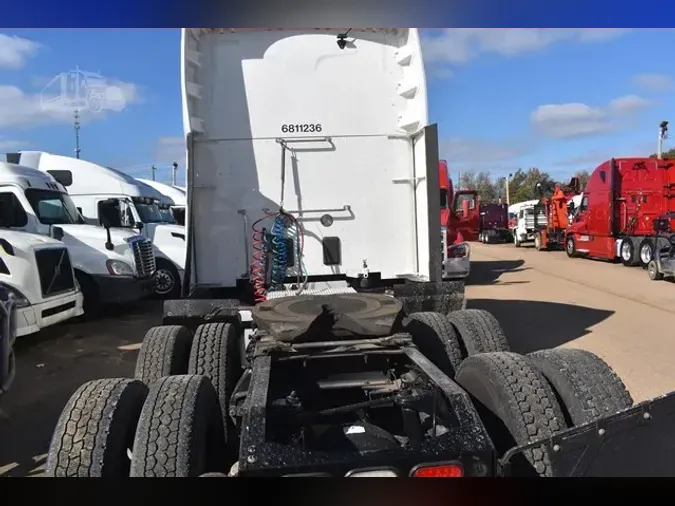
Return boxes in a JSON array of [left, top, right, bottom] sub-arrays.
[[250, 212, 278, 303], [249, 211, 306, 304]]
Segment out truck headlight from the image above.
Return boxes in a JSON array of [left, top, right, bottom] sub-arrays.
[[0, 283, 30, 309], [106, 260, 134, 276]]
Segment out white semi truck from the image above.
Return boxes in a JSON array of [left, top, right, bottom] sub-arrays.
[[137, 179, 187, 226], [46, 28, 675, 479], [0, 229, 84, 336], [0, 161, 156, 313], [11, 152, 185, 298], [509, 199, 545, 247]]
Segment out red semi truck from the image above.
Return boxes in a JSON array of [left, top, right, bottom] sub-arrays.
[[565, 157, 675, 266], [438, 160, 479, 243]]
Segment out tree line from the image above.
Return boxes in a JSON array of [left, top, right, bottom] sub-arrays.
[[458, 168, 591, 205], [461, 147, 675, 205]]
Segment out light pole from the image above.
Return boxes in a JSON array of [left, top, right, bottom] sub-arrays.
[[505, 173, 512, 205], [658, 121, 669, 159]]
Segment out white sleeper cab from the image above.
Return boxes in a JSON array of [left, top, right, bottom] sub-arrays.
[[12, 152, 185, 299], [0, 229, 83, 337], [0, 161, 156, 313], [138, 178, 187, 226]]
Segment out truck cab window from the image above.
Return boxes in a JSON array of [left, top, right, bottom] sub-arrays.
[[579, 196, 589, 212], [0, 193, 28, 227], [453, 194, 476, 214], [24, 189, 84, 225], [132, 197, 163, 224], [439, 190, 449, 209]]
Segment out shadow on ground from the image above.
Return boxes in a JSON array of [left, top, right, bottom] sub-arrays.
[[467, 298, 615, 354], [0, 300, 162, 477], [467, 259, 530, 286]]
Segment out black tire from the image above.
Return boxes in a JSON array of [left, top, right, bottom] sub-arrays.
[[134, 325, 193, 385], [130, 375, 229, 477], [403, 312, 464, 377], [620, 239, 637, 266], [75, 270, 101, 316], [527, 348, 633, 426], [648, 260, 663, 281], [455, 352, 568, 477], [188, 323, 242, 445], [45, 378, 148, 477], [638, 238, 654, 267], [154, 258, 182, 299], [446, 309, 510, 355], [565, 235, 576, 258], [514, 233, 521, 248]]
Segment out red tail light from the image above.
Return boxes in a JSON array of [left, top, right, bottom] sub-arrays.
[[411, 464, 464, 478]]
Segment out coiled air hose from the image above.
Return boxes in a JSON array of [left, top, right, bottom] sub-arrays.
[[250, 211, 305, 303]]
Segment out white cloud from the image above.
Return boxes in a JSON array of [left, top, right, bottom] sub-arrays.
[[0, 77, 143, 129], [431, 67, 454, 80], [154, 136, 186, 166], [441, 137, 529, 164], [608, 94, 651, 114], [422, 29, 630, 66], [0, 137, 27, 150], [530, 95, 651, 139], [633, 73, 673, 92], [439, 137, 532, 174], [0, 34, 42, 69]]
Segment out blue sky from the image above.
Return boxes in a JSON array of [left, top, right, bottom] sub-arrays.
[[0, 29, 673, 185]]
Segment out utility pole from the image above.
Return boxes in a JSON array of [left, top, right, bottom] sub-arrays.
[[151, 164, 156, 181], [505, 173, 512, 205], [658, 121, 669, 159], [172, 162, 178, 186], [73, 109, 81, 159]]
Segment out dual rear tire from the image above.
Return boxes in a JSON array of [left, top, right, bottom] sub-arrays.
[[454, 348, 633, 476], [45, 322, 241, 477], [45, 310, 635, 478]]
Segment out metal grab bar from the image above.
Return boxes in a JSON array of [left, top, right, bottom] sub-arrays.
[[263, 205, 351, 214]]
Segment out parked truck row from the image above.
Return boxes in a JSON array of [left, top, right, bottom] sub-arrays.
[[480, 123, 675, 284], [0, 151, 190, 340], [42, 28, 675, 478]]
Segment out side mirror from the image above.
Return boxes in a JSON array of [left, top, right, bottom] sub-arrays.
[[51, 226, 64, 241], [135, 221, 144, 231]]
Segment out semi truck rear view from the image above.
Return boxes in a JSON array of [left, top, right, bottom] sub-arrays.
[[45, 28, 675, 478]]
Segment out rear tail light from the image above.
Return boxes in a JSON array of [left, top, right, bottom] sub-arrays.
[[411, 463, 464, 477]]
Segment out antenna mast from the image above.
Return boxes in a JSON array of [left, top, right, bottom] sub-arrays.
[[73, 109, 81, 159]]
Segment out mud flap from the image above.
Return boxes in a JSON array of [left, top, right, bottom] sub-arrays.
[[500, 391, 675, 476]]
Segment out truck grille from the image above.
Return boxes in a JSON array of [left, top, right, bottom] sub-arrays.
[[35, 248, 76, 298], [132, 239, 156, 278]]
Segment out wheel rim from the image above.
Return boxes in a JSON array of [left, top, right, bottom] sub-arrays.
[[535, 235, 540, 248], [566, 238, 574, 255], [621, 242, 632, 261], [154, 268, 175, 295], [649, 263, 657, 278], [640, 244, 652, 264]]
